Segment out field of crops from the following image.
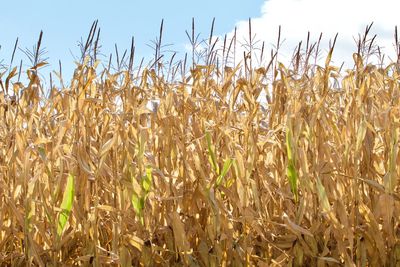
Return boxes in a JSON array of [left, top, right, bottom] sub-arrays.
[[0, 22, 400, 266]]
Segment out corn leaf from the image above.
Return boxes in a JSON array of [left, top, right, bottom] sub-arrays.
[[316, 178, 330, 214], [286, 126, 298, 201], [216, 158, 233, 186], [206, 131, 219, 174], [132, 193, 145, 225], [57, 173, 75, 236], [287, 163, 298, 202], [142, 166, 153, 193]]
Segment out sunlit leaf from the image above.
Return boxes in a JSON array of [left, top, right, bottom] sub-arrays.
[[286, 125, 298, 201], [287, 163, 298, 202], [57, 173, 75, 236], [316, 178, 330, 214], [206, 131, 219, 174], [216, 158, 233, 186], [142, 165, 152, 193], [131, 193, 144, 225]]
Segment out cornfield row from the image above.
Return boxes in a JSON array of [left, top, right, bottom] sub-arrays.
[[0, 22, 400, 266]]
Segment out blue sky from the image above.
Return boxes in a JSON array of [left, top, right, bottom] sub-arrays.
[[0, 0, 264, 81], [0, 0, 398, 84]]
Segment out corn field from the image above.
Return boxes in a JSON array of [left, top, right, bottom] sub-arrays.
[[0, 21, 400, 266]]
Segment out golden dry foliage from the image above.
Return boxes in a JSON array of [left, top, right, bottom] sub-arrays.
[[0, 43, 400, 267]]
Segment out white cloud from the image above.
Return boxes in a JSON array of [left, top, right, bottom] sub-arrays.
[[224, 0, 399, 69]]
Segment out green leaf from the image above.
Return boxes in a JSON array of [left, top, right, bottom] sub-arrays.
[[286, 126, 294, 162], [206, 131, 219, 174], [131, 193, 144, 215], [142, 166, 153, 193], [286, 126, 298, 202], [131, 193, 145, 225], [287, 163, 298, 202], [216, 158, 233, 186], [57, 173, 75, 236]]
